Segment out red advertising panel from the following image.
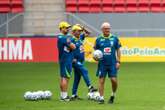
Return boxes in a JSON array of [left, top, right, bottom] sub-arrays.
[[0, 38, 58, 62]]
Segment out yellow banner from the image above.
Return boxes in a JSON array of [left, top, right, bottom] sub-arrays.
[[84, 37, 165, 62]]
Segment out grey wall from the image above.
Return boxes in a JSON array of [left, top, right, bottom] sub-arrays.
[[69, 13, 165, 37], [0, 13, 23, 37], [0, 14, 7, 37]]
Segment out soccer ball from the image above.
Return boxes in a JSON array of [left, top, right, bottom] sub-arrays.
[[24, 91, 32, 100], [93, 92, 100, 101], [87, 91, 100, 101], [93, 50, 103, 60], [43, 90, 52, 100], [87, 92, 93, 100], [36, 90, 45, 99], [24, 90, 52, 101]]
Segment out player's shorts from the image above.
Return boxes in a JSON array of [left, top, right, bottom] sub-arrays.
[[59, 62, 72, 78], [96, 63, 117, 78]]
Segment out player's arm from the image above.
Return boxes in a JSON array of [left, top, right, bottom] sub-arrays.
[[115, 38, 122, 69], [83, 28, 90, 37], [116, 48, 121, 64], [69, 43, 76, 50], [93, 38, 100, 61], [66, 37, 76, 50]]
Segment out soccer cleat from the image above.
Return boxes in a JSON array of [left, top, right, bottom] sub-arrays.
[[70, 95, 82, 101], [98, 99, 104, 104], [89, 86, 98, 92], [60, 96, 70, 102], [108, 96, 115, 104]]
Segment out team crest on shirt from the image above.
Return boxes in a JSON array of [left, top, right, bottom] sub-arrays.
[[110, 41, 114, 46], [104, 47, 111, 55]]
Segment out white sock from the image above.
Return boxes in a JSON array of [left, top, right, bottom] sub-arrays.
[[99, 96, 104, 100], [72, 94, 76, 97], [61, 92, 68, 98], [111, 92, 116, 97], [88, 85, 92, 89]]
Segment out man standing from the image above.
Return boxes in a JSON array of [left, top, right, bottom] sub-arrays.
[[57, 21, 76, 101], [94, 22, 121, 104], [70, 25, 97, 100]]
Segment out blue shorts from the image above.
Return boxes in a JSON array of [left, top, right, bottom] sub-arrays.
[[59, 62, 72, 78], [96, 63, 117, 78]]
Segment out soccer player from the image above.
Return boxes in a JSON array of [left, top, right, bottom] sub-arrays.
[[70, 25, 97, 100], [57, 21, 76, 101], [94, 22, 121, 104]]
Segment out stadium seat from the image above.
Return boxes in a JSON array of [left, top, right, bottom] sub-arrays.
[[102, 0, 113, 5], [114, 0, 125, 5], [66, 0, 77, 5], [0, 6, 10, 13], [90, 0, 101, 5], [11, 0, 23, 5], [90, 0, 101, 12], [126, 0, 138, 12], [102, 6, 114, 12], [0, 0, 10, 13], [78, 0, 89, 5], [126, 0, 137, 4], [11, 0, 24, 13], [150, 0, 162, 4], [114, 6, 126, 12], [90, 6, 101, 12], [0, 0, 10, 5], [162, 0, 165, 12], [78, 6, 90, 12], [78, 0, 90, 13], [66, 0, 77, 13], [150, 0, 162, 12], [11, 5, 24, 13], [113, 0, 126, 12], [102, 0, 113, 12], [138, 0, 150, 12], [66, 6, 77, 12]]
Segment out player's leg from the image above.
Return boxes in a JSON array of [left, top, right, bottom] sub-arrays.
[[98, 77, 105, 104], [60, 77, 70, 101], [59, 62, 72, 101], [108, 66, 118, 104], [71, 66, 82, 100], [76, 62, 97, 92], [96, 64, 106, 104]]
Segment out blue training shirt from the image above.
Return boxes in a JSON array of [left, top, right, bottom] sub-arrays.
[[95, 33, 121, 66], [57, 33, 74, 63], [71, 34, 85, 63]]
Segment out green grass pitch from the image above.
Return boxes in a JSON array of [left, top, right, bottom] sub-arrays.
[[0, 62, 165, 110]]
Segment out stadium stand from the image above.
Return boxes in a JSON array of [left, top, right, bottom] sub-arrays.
[[90, 0, 102, 13], [150, 0, 162, 12], [113, 0, 126, 12], [0, 0, 11, 13], [138, 0, 150, 12], [11, 0, 24, 13], [0, 0, 24, 13], [65, 0, 165, 13], [126, 0, 138, 12], [102, 0, 113, 12], [162, 0, 165, 12], [78, 0, 90, 12], [66, 0, 77, 12]]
